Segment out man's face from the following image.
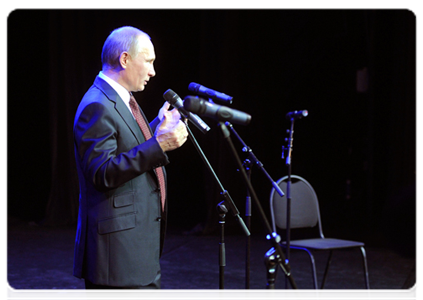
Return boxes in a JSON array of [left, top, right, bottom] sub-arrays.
[[125, 36, 156, 92]]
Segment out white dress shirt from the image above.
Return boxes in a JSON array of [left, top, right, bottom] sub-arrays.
[[98, 71, 134, 118]]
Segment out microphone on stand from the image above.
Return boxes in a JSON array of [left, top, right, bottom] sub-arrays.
[[163, 89, 211, 134], [285, 110, 308, 120], [183, 96, 251, 126], [188, 82, 233, 104]]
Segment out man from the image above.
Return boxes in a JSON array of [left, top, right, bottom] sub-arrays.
[[73, 26, 188, 289]]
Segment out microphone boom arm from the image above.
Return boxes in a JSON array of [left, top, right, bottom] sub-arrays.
[[225, 122, 284, 197]]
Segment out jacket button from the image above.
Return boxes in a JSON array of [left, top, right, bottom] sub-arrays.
[[156, 217, 162, 222]]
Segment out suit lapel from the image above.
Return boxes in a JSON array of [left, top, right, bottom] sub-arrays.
[[94, 76, 145, 144], [93, 76, 165, 196]]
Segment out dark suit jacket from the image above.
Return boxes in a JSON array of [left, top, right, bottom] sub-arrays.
[[73, 76, 169, 287]]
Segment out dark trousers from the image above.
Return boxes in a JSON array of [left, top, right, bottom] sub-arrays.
[[85, 271, 161, 300]]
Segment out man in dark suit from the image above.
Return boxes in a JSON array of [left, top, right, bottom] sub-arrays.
[[73, 26, 188, 289]]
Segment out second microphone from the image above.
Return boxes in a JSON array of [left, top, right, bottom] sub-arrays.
[[183, 96, 251, 126]]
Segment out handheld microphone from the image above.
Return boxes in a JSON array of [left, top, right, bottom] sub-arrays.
[[163, 89, 211, 134], [285, 110, 308, 120], [188, 82, 233, 104], [183, 96, 251, 126]]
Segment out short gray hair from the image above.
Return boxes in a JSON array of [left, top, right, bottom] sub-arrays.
[[101, 26, 150, 70]]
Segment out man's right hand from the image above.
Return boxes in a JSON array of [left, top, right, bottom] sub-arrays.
[[154, 106, 188, 152]]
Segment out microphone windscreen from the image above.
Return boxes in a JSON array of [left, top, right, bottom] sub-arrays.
[[163, 89, 178, 105], [188, 82, 200, 93], [183, 96, 202, 114]]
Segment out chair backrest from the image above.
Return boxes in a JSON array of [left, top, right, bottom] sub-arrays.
[[270, 175, 324, 238]]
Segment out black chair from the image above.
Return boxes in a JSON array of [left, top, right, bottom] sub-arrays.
[[270, 175, 370, 289]]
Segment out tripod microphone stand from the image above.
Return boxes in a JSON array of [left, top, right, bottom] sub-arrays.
[[281, 119, 295, 289], [184, 123, 250, 289], [280, 110, 308, 288], [226, 123, 285, 288], [218, 122, 297, 289]]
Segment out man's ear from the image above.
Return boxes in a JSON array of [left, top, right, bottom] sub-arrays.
[[119, 52, 130, 69]]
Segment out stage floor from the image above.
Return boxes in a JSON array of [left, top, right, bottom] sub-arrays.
[[5, 217, 420, 300]]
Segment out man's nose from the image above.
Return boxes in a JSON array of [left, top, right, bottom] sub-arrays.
[[149, 65, 156, 77]]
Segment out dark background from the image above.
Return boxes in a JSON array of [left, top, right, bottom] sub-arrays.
[[7, 10, 415, 253]]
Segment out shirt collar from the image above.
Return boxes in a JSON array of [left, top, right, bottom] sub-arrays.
[[98, 71, 130, 105]]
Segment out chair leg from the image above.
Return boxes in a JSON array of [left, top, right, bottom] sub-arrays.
[[320, 250, 333, 289], [298, 247, 319, 289], [360, 247, 370, 289]]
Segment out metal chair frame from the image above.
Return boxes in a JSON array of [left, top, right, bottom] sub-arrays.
[[270, 175, 370, 289]]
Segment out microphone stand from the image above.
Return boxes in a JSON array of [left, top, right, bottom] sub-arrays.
[[281, 118, 295, 289], [226, 122, 285, 289], [216, 201, 228, 289], [184, 123, 250, 289], [243, 159, 252, 289], [218, 122, 297, 289]]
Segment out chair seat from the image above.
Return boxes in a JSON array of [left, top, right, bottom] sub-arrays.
[[282, 238, 365, 250]]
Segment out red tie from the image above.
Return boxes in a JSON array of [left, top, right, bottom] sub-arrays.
[[129, 93, 166, 212]]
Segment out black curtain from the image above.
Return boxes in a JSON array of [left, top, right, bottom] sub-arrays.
[[7, 10, 415, 248]]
